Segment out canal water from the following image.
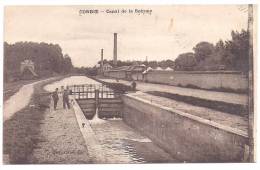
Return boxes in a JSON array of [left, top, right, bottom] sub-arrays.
[[44, 76, 178, 163], [44, 76, 101, 92]]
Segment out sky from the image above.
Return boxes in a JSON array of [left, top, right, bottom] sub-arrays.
[[4, 5, 248, 67]]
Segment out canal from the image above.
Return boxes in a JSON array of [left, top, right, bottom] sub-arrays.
[[44, 76, 178, 163]]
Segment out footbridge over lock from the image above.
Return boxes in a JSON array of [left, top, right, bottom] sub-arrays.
[[68, 84, 123, 119]]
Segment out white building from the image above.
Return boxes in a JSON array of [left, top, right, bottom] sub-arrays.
[[103, 63, 113, 72]]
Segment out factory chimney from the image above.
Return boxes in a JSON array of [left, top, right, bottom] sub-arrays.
[[113, 33, 117, 66], [101, 49, 104, 74]]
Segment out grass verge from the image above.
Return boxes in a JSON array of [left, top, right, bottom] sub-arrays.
[[90, 76, 133, 93], [146, 91, 248, 116], [4, 76, 54, 102], [3, 76, 65, 164]]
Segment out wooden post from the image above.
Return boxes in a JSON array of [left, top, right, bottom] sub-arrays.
[[95, 89, 99, 116], [86, 86, 88, 99], [247, 4, 255, 162], [73, 85, 76, 98], [101, 85, 104, 98]]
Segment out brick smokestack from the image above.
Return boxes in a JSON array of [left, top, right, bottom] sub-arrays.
[[113, 33, 117, 66], [101, 49, 104, 74]]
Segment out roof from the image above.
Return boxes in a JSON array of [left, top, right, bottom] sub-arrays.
[[155, 67, 163, 70], [108, 64, 146, 72], [21, 66, 38, 77], [165, 67, 173, 71], [21, 59, 34, 65], [142, 67, 153, 74]]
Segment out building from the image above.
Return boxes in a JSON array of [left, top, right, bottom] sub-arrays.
[[104, 64, 146, 81], [128, 64, 146, 80], [103, 63, 113, 72], [20, 59, 38, 80]]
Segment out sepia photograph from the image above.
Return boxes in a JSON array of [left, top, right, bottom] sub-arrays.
[[1, 3, 258, 165]]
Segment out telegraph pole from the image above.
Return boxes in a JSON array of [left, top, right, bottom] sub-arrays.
[[113, 33, 118, 66], [247, 4, 254, 162]]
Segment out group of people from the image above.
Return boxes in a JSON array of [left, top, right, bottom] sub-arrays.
[[51, 86, 71, 110], [51, 80, 136, 110]]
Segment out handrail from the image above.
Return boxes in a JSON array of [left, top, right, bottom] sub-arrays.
[[68, 84, 122, 99]]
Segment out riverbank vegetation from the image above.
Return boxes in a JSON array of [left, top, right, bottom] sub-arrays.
[[174, 29, 249, 72], [4, 42, 73, 82], [147, 91, 247, 116]]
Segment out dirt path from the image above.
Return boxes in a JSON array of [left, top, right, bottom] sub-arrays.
[[30, 99, 90, 164], [3, 77, 56, 122]]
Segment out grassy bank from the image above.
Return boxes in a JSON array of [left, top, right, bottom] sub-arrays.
[[90, 76, 133, 93], [4, 77, 53, 102], [146, 91, 248, 116], [3, 76, 65, 164], [4, 79, 38, 102], [3, 74, 80, 102]]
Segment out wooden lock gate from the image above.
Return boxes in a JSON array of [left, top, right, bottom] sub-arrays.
[[68, 84, 123, 119]]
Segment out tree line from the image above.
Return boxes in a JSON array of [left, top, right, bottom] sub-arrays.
[[4, 42, 73, 81], [95, 29, 249, 73], [174, 29, 249, 72], [7, 29, 247, 80]]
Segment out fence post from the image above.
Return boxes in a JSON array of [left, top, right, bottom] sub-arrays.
[[95, 89, 99, 114]]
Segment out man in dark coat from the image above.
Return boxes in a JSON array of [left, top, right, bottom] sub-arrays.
[[52, 88, 59, 110], [132, 80, 137, 91], [63, 86, 70, 109]]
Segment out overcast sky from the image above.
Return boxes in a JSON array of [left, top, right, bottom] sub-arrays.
[[4, 5, 248, 67]]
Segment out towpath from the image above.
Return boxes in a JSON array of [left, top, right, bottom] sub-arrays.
[[99, 78, 248, 106], [3, 77, 57, 122], [30, 99, 91, 163]]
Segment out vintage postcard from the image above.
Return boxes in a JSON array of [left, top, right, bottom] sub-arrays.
[[2, 4, 257, 164]]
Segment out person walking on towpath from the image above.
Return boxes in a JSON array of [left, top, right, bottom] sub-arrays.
[[52, 88, 59, 110], [131, 80, 137, 91], [60, 85, 64, 96], [63, 86, 71, 109]]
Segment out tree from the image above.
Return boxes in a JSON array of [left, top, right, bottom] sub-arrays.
[[193, 42, 215, 63], [157, 60, 175, 68], [147, 61, 158, 68], [174, 52, 196, 71], [4, 41, 75, 81], [63, 54, 73, 73], [186, 30, 249, 72], [223, 30, 249, 72], [193, 40, 226, 71]]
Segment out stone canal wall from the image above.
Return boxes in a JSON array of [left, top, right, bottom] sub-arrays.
[[122, 94, 249, 162], [104, 71, 126, 79], [104, 70, 248, 91], [144, 70, 248, 91]]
